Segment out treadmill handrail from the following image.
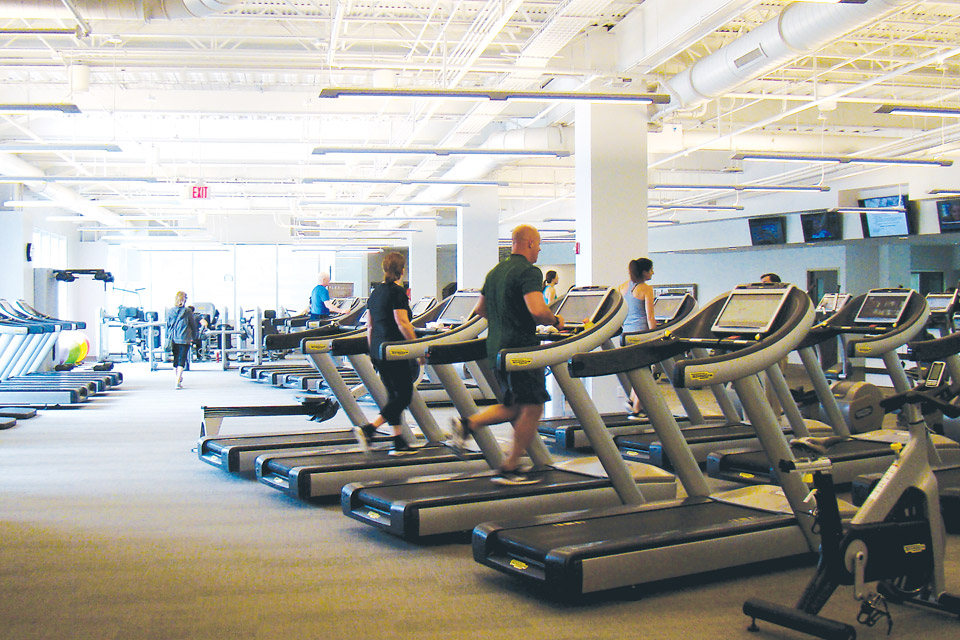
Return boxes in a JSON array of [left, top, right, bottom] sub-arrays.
[[496, 287, 626, 372], [673, 285, 814, 388], [380, 314, 487, 360], [425, 338, 488, 365], [906, 329, 960, 362], [845, 290, 929, 358]]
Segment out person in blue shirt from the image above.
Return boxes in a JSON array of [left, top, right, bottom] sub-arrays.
[[301, 272, 343, 320]]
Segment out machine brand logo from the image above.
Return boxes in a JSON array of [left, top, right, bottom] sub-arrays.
[[366, 511, 382, 520], [625, 335, 642, 344], [854, 406, 874, 419], [509, 559, 529, 571], [390, 348, 410, 356], [739, 472, 756, 479], [856, 344, 872, 354], [510, 357, 533, 367], [554, 521, 584, 527], [690, 371, 714, 381], [904, 543, 927, 554]]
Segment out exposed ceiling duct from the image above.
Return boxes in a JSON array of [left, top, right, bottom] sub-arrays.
[[662, 0, 915, 112], [0, 0, 241, 21]]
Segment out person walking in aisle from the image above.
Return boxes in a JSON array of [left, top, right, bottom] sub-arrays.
[[166, 291, 199, 389], [354, 252, 420, 456], [620, 258, 657, 417], [542, 270, 559, 305], [448, 224, 564, 485]]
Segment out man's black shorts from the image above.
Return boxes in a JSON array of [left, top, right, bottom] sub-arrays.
[[494, 367, 550, 407]]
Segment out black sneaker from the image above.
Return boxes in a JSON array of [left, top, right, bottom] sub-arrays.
[[491, 464, 540, 486], [388, 436, 418, 457], [353, 423, 377, 452]]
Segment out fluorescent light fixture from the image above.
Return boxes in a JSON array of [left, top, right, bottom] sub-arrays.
[[298, 200, 466, 207], [312, 146, 570, 158], [0, 176, 159, 183], [650, 183, 829, 193], [834, 207, 906, 214], [295, 227, 419, 233], [78, 226, 207, 232], [297, 216, 441, 221], [649, 220, 680, 226], [302, 177, 505, 186], [0, 103, 80, 114], [649, 204, 744, 211], [543, 218, 576, 223], [0, 143, 122, 153], [731, 152, 952, 167], [318, 88, 670, 105], [930, 189, 960, 196], [876, 105, 960, 117]]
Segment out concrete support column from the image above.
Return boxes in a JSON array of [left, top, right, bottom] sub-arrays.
[[879, 244, 911, 289], [573, 102, 648, 287], [409, 219, 438, 300], [457, 187, 499, 289]]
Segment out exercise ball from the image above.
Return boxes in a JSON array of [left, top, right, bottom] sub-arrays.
[[57, 331, 90, 365]]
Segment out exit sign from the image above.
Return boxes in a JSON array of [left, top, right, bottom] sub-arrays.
[[191, 185, 209, 199]]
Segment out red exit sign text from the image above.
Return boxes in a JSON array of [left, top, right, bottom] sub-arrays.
[[191, 185, 209, 199]]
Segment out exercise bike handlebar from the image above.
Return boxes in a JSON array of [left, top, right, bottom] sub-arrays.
[[879, 383, 960, 419]]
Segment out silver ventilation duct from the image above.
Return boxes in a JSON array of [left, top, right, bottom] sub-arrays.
[[0, 0, 241, 20], [663, 0, 915, 110]]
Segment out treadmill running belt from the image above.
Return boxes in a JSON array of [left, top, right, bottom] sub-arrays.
[[724, 439, 899, 477], [492, 500, 796, 557]]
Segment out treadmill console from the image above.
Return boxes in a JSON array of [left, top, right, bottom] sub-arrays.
[[926, 293, 955, 314], [410, 297, 435, 317], [711, 287, 791, 335], [553, 288, 609, 329], [816, 293, 838, 314], [653, 293, 689, 324], [854, 291, 910, 325], [433, 292, 479, 328]]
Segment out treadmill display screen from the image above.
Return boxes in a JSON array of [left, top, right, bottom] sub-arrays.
[[816, 293, 838, 313], [437, 294, 478, 325], [653, 295, 684, 322], [854, 293, 909, 325], [555, 291, 606, 327], [712, 290, 790, 334], [410, 297, 434, 317], [926, 294, 954, 312]]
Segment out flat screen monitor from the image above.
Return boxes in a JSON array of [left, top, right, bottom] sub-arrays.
[[854, 292, 910, 325], [712, 288, 791, 334], [436, 293, 479, 325], [936, 198, 960, 233], [555, 290, 607, 327], [858, 195, 914, 238], [748, 216, 787, 246], [410, 297, 435, 317], [926, 293, 954, 313], [800, 209, 842, 242], [653, 294, 686, 323], [327, 282, 354, 298]]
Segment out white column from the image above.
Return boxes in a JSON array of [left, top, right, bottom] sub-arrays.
[[457, 187, 499, 289], [573, 102, 648, 414], [409, 219, 438, 300], [574, 102, 648, 287]]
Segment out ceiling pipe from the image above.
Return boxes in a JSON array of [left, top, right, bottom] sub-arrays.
[[661, 0, 915, 113], [0, 0, 242, 20]]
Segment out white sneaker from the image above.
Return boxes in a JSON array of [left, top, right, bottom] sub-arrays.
[[176, 381, 183, 389]]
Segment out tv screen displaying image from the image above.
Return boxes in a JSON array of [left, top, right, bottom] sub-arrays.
[[748, 216, 787, 246], [858, 194, 915, 238], [800, 209, 842, 242], [936, 198, 960, 233]]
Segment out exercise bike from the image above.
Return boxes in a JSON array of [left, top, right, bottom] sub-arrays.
[[743, 370, 960, 639]]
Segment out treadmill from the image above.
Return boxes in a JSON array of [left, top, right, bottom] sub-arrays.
[[473, 283, 839, 598], [340, 286, 678, 541], [708, 288, 960, 486], [197, 296, 445, 474], [541, 293, 746, 451], [254, 290, 494, 499]]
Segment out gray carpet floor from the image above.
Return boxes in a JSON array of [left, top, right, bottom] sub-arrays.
[[1, 362, 958, 639]]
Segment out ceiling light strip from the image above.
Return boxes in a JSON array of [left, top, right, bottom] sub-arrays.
[[731, 152, 952, 167], [318, 88, 670, 104], [302, 177, 505, 186], [0, 103, 81, 114], [0, 144, 121, 153], [876, 105, 960, 118], [312, 147, 569, 158], [650, 183, 829, 192]]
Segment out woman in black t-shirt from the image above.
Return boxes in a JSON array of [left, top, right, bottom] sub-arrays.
[[354, 252, 420, 456]]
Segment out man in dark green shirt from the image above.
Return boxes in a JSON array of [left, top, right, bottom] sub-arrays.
[[449, 224, 564, 485]]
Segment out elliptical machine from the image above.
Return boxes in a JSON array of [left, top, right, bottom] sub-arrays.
[[743, 375, 960, 639]]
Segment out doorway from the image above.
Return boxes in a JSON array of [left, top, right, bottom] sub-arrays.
[[910, 271, 944, 295]]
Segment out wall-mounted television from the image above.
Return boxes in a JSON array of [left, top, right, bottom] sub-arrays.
[[748, 216, 787, 246], [936, 197, 960, 233], [799, 209, 842, 242], [858, 194, 915, 238]]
